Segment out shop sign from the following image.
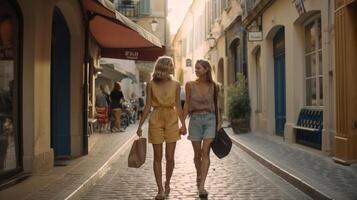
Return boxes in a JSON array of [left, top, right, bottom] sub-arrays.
[[124, 51, 139, 60], [186, 59, 192, 67], [248, 31, 263, 41], [292, 0, 306, 15]]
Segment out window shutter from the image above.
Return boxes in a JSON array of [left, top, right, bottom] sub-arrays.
[[140, 0, 150, 15]]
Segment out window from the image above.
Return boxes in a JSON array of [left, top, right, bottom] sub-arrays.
[[205, 1, 210, 37], [139, 0, 150, 16], [0, 0, 20, 173], [221, 0, 227, 12], [304, 18, 323, 106]]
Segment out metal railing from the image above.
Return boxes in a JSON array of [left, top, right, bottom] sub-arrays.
[[115, 0, 140, 18]]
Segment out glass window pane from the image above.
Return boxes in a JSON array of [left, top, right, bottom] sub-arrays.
[[0, 4, 18, 172], [319, 77, 323, 106], [305, 21, 316, 53], [305, 54, 316, 77], [318, 51, 323, 75], [306, 78, 317, 106], [317, 18, 322, 50]]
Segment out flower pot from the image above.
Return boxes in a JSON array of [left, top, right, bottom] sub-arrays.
[[231, 118, 250, 134]]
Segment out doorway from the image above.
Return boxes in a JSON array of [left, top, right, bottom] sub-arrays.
[[51, 7, 71, 157], [273, 27, 286, 136]]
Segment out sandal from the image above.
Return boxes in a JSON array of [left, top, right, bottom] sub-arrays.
[[164, 182, 170, 196], [198, 189, 208, 198], [155, 192, 165, 200]]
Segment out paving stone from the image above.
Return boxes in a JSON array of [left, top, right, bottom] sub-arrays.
[[228, 130, 357, 200], [81, 127, 310, 200]]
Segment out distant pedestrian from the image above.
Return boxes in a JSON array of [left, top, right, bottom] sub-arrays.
[[95, 86, 109, 132], [130, 93, 139, 123], [183, 59, 222, 198], [180, 86, 185, 109], [110, 82, 124, 132], [136, 56, 186, 200], [138, 96, 144, 120]]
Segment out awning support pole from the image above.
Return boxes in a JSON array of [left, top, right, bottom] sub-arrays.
[[82, 10, 91, 155]]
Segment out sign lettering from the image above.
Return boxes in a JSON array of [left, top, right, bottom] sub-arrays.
[[186, 59, 192, 67], [125, 51, 139, 59], [248, 32, 263, 42]]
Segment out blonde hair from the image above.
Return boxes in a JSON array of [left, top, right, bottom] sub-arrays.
[[196, 59, 214, 83], [152, 56, 174, 81]]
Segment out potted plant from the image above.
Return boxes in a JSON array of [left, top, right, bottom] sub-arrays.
[[227, 73, 251, 133]]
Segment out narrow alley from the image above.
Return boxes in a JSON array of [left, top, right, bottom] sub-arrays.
[[81, 126, 309, 200]]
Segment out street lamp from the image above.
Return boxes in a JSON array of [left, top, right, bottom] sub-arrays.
[[150, 18, 159, 32], [207, 33, 216, 48]]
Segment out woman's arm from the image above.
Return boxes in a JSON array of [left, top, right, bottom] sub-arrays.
[[175, 83, 186, 135], [182, 82, 191, 120], [136, 82, 152, 136]]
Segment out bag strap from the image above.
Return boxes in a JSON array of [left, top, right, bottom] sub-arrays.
[[213, 83, 218, 134]]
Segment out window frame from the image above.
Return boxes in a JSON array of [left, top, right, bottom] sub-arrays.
[[303, 15, 323, 108]]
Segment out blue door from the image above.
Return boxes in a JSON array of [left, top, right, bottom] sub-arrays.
[[273, 28, 286, 136], [51, 8, 71, 157]]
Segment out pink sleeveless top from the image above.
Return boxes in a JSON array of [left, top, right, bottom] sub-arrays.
[[188, 81, 215, 113]]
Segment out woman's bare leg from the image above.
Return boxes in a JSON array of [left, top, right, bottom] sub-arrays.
[[199, 138, 214, 191], [165, 142, 176, 193], [153, 144, 164, 195], [191, 141, 202, 185], [117, 109, 121, 130]]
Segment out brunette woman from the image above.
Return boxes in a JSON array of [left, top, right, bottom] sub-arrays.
[[183, 59, 222, 198]]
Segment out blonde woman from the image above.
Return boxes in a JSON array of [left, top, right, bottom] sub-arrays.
[[136, 56, 186, 200], [183, 59, 222, 198]]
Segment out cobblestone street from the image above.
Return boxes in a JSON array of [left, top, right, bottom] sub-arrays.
[[81, 127, 310, 200]]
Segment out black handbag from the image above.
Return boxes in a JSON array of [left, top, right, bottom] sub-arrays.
[[211, 83, 232, 159]]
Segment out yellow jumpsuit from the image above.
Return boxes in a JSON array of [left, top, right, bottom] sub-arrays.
[[148, 80, 180, 144]]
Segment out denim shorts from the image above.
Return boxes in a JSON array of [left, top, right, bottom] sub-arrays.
[[188, 112, 216, 141]]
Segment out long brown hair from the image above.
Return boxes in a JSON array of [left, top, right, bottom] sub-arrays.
[[196, 59, 214, 83], [113, 82, 121, 91]]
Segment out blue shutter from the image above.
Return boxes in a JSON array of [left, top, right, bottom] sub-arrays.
[[140, 0, 150, 15]]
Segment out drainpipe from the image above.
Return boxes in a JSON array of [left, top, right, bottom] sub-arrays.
[[327, 0, 334, 154], [78, 0, 89, 155], [82, 10, 90, 155]]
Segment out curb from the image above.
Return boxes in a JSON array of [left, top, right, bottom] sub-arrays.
[[229, 134, 333, 200], [64, 133, 138, 200]]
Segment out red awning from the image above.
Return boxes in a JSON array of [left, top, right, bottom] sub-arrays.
[[82, 0, 165, 61]]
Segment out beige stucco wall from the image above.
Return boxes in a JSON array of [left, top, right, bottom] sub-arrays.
[[135, 0, 167, 83], [247, 0, 335, 153], [19, 0, 84, 173], [172, 0, 242, 117]]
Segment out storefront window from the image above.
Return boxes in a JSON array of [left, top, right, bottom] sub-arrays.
[[304, 18, 323, 106], [0, 1, 20, 174]]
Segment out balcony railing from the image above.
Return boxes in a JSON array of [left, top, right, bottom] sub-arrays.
[[115, 0, 140, 18], [117, 4, 139, 17], [242, 0, 274, 27]]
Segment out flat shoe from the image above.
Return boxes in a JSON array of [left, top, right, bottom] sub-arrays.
[[155, 193, 165, 200], [198, 189, 208, 198]]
